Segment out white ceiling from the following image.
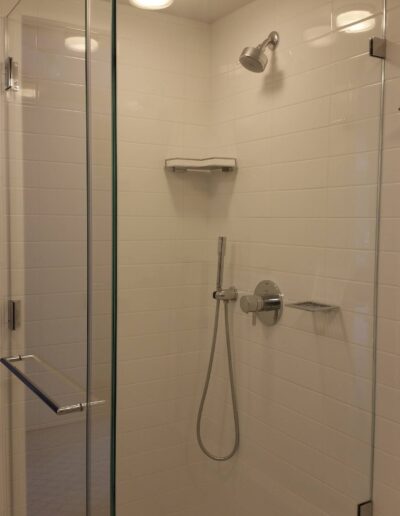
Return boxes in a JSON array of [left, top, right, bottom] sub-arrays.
[[120, 0, 254, 23]]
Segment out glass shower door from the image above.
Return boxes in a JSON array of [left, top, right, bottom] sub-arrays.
[[0, 1, 114, 515]]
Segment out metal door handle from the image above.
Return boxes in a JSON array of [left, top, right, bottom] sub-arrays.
[[0, 355, 104, 415]]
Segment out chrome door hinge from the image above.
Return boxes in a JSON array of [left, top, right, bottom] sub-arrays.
[[4, 57, 19, 91], [8, 300, 21, 331], [369, 37, 386, 59], [358, 501, 373, 516]]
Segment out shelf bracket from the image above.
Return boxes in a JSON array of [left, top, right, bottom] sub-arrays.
[[358, 501, 373, 516], [4, 56, 19, 91], [369, 37, 386, 59], [8, 300, 21, 331]]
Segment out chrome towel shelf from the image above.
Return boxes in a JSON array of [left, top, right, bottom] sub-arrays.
[[286, 301, 340, 313], [165, 157, 237, 173], [0, 354, 104, 415]]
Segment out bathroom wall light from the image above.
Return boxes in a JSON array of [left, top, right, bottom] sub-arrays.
[[65, 36, 99, 53], [336, 10, 375, 33], [129, 0, 174, 9]]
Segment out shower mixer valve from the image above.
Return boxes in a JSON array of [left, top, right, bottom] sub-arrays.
[[240, 280, 283, 326]]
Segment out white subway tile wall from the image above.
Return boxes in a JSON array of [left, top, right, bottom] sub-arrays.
[[373, 1, 400, 515], [116, 1, 385, 515], [116, 6, 216, 516]]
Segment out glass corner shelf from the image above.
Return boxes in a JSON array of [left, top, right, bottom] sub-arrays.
[[286, 301, 340, 313]]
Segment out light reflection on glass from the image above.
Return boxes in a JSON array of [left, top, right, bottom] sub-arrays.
[[65, 36, 99, 53], [336, 10, 375, 33], [129, 0, 174, 10]]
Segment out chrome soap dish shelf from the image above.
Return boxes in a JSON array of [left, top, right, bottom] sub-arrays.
[[165, 157, 237, 173], [286, 301, 340, 313]]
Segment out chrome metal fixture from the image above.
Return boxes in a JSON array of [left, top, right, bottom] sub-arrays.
[[369, 37, 386, 59], [287, 301, 339, 313], [0, 354, 105, 415], [4, 56, 19, 91], [216, 235, 226, 291], [239, 31, 279, 73], [196, 237, 240, 462], [8, 299, 21, 330], [214, 286, 238, 301], [165, 157, 237, 174], [240, 280, 283, 325], [358, 501, 373, 516]]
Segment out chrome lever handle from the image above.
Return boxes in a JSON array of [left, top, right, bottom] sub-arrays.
[[240, 294, 264, 313], [240, 294, 281, 313], [240, 280, 284, 326]]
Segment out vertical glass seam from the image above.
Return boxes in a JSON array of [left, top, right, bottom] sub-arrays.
[[3, 15, 14, 515], [110, 0, 118, 514], [370, 0, 387, 503], [84, 0, 93, 514]]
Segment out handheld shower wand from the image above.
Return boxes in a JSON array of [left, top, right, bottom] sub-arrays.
[[196, 237, 240, 461], [216, 236, 226, 292]]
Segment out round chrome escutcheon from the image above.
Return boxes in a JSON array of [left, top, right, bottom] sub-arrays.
[[254, 280, 284, 326]]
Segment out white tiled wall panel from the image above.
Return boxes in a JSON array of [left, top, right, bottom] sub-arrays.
[[116, 1, 385, 515], [116, 7, 215, 516]]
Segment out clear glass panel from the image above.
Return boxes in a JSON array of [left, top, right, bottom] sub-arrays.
[[115, 1, 385, 515], [86, 0, 115, 515], [6, 0, 87, 516], [4, 2, 88, 514], [0, 0, 114, 515]]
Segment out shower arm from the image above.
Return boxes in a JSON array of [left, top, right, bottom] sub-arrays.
[[259, 31, 279, 52]]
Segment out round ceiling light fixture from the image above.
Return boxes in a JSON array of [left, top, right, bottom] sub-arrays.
[[336, 10, 375, 33], [129, 0, 174, 10], [65, 36, 99, 53]]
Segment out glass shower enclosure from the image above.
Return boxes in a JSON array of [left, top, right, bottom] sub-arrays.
[[0, 0, 387, 515]]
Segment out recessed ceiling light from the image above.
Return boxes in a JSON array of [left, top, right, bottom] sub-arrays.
[[65, 36, 99, 53], [129, 0, 174, 10], [336, 10, 375, 33]]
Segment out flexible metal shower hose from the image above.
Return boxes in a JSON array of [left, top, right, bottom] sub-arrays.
[[196, 298, 240, 461]]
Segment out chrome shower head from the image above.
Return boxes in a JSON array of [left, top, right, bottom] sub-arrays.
[[240, 46, 268, 73], [239, 31, 279, 73]]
